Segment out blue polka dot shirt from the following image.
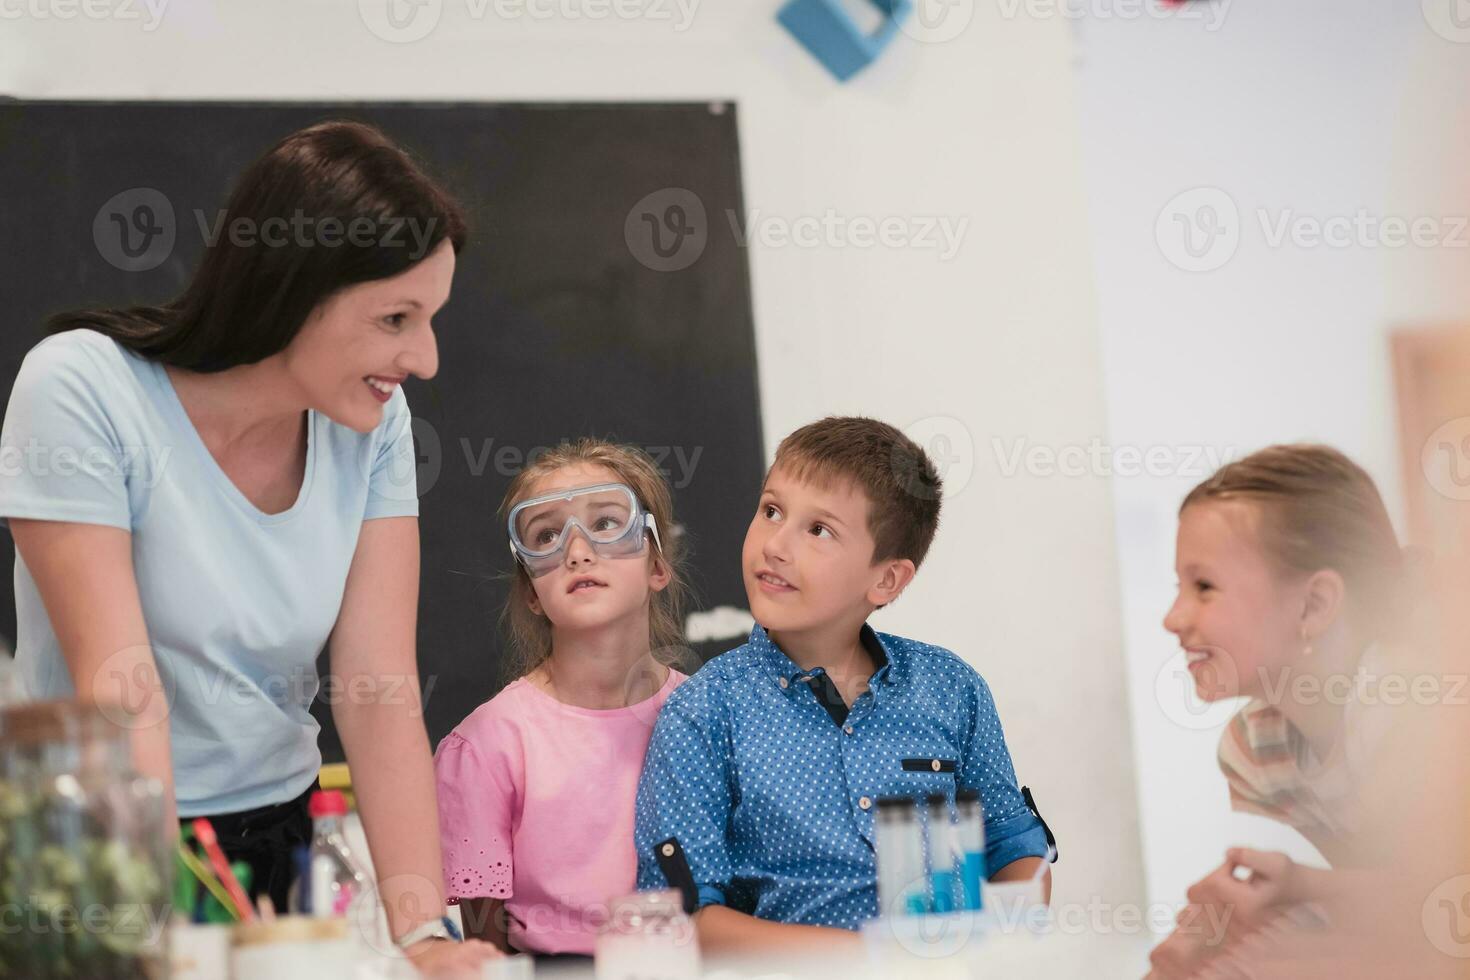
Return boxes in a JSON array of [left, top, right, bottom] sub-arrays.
[[634, 623, 1052, 931]]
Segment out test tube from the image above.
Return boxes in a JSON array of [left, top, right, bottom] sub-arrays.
[[875, 797, 928, 917], [925, 794, 957, 914], [955, 789, 986, 911]]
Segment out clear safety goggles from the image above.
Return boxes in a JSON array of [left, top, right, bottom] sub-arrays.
[[506, 482, 663, 578]]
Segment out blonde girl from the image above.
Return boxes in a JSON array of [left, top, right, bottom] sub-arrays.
[[434, 439, 692, 957]]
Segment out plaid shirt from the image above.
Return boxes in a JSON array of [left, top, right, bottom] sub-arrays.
[[1216, 650, 1391, 850], [1217, 699, 1354, 842]]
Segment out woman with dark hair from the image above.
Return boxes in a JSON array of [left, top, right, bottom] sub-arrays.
[[0, 120, 496, 974]]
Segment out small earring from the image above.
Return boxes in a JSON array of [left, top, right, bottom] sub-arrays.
[[1300, 626, 1314, 658]]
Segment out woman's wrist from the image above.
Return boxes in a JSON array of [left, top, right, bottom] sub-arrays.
[[402, 936, 453, 959], [395, 915, 461, 948]]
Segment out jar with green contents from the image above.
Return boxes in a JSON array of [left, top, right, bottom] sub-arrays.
[[0, 700, 171, 979]]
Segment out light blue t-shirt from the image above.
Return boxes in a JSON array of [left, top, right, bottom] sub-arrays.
[[0, 329, 419, 816]]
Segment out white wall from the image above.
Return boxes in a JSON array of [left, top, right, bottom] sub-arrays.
[[1385, 10, 1470, 322], [1076, 0, 1466, 909], [0, 0, 1143, 913]]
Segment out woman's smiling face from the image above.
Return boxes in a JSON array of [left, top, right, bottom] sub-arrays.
[[281, 239, 455, 434]]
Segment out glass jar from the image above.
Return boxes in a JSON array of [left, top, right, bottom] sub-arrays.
[[0, 700, 172, 979], [594, 889, 700, 980]]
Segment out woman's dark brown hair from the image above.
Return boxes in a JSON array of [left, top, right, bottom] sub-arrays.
[[49, 120, 467, 372]]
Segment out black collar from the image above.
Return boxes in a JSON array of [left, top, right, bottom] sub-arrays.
[[796, 624, 890, 728]]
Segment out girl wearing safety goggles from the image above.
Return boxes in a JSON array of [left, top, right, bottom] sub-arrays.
[[433, 438, 692, 958]]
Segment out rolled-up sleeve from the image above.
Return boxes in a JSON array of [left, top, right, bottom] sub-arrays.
[[634, 680, 735, 910], [957, 671, 1052, 875]]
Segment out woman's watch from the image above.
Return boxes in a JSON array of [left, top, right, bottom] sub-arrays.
[[394, 915, 463, 949]]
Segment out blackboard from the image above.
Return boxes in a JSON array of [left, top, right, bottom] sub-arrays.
[[0, 100, 764, 761]]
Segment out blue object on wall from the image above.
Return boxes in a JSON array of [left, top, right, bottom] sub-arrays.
[[777, 0, 914, 82]]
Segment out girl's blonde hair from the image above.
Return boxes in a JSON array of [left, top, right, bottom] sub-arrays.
[[498, 438, 690, 679], [1181, 444, 1415, 644]]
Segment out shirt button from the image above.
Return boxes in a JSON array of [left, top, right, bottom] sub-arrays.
[[844, 725, 854, 735], [778, 677, 789, 689], [859, 796, 872, 810], [931, 759, 942, 772]]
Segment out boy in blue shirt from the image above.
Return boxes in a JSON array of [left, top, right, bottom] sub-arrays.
[[634, 416, 1056, 950]]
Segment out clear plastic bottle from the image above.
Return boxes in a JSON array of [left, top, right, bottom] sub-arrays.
[[288, 790, 369, 919]]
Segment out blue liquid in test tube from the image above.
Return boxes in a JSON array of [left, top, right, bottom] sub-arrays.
[[955, 789, 986, 911]]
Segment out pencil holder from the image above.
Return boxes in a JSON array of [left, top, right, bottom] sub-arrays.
[[232, 916, 360, 979], [169, 921, 231, 980]]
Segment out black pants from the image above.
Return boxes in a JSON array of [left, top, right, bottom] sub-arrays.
[[180, 782, 316, 913]]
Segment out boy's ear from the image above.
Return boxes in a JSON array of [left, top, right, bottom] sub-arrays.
[[867, 558, 917, 608]]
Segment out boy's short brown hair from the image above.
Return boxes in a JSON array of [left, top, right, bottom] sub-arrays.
[[770, 416, 942, 568]]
